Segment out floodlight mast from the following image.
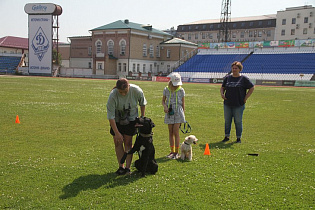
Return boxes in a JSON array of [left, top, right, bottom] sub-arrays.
[[219, 0, 231, 43]]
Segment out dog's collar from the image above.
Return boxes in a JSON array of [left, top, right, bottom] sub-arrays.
[[184, 142, 190, 145], [139, 132, 153, 138]]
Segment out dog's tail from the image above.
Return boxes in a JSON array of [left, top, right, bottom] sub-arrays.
[[120, 152, 128, 164]]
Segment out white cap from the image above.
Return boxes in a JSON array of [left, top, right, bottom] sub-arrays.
[[170, 73, 182, 86]]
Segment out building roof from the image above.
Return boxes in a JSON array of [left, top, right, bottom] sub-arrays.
[[90, 20, 171, 36], [183, 14, 277, 25], [162, 38, 197, 46], [0, 36, 28, 50]]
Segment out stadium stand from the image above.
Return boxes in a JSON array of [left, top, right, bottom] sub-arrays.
[[0, 55, 23, 74], [175, 50, 315, 81]]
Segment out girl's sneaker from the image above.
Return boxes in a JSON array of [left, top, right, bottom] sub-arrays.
[[172, 153, 180, 159], [166, 153, 174, 159]]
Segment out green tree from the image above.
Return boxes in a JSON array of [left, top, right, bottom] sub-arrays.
[[52, 49, 62, 65]]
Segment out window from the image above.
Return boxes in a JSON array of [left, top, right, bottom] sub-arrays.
[[303, 28, 308, 34], [167, 65, 171, 73], [233, 23, 237, 28], [258, 21, 262, 26], [232, 32, 236, 38], [258, 31, 262, 37], [98, 63, 102, 69], [188, 34, 191, 40], [281, 29, 285, 36], [149, 45, 154, 58], [118, 63, 122, 71], [267, 30, 271, 37], [249, 22, 254, 26], [107, 40, 114, 55], [203, 25, 206, 29], [291, 29, 295, 35], [292, 18, 296, 24], [202, 33, 205, 39], [150, 64, 153, 72], [210, 24, 213, 29], [181, 26, 185, 30], [241, 22, 245, 27], [132, 64, 136, 73], [249, 31, 253, 37], [167, 49, 171, 58], [217, 24, 221, 29], [282, 19, 286, 25], [137, 64, 140, 72], [88, 62, 92, 69], [195, 33, 198, 39], [156, 46, 160, 57], [123, 63, 126, 72], [240, 32, 245, 38], [304, 17, 308, 23], [268, 21, 271, 25], [143, 44, 147, 57], [142, 64, 146, 73], [119, 39, 126, 55], [314, 27, 315, 34], [88, 46, 92, 56], [209, 33, 213, 39], [96, 40, 102, 53]]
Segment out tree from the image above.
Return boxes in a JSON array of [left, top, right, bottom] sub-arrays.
[[52, 49, 62, 65]]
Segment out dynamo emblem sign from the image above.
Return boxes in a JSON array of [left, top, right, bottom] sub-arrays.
[[32, 27, 50, 61]]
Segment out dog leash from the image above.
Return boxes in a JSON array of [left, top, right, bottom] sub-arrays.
[[180, 121, 192, 134]]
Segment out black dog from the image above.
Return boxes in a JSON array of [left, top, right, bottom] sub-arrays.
[[120, 117, 158, 177]]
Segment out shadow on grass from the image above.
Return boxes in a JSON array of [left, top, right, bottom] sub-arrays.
[[155, 156, 173, 163], [199, 141, 235, 151], [59, 172, 140, 199]]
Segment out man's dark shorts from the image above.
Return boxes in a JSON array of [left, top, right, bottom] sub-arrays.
[[110, 121, 137, 136]]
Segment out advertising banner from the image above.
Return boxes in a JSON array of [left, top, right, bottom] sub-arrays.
[[279, 40, 295, 47], [28, 14, 52, 74]]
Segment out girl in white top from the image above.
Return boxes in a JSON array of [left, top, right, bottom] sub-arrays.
[[162, 73, 185, 159]]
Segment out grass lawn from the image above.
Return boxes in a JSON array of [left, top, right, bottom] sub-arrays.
[[0, 75, 314, 209]]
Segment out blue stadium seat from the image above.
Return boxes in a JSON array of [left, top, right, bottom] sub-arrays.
[[0, 56, 22, 73], [175, 53, 315, 75]]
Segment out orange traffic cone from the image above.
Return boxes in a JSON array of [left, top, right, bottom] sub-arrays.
[[204, 143, 211, 155], [15, 115, 20, 124]]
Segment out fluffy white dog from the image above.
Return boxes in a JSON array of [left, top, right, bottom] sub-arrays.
[[180, 135, 198, 161]]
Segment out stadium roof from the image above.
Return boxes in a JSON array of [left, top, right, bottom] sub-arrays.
[[161, 38, 197, 46], [90, 20, 171, 36], [183, 14, 277, 25], [0, 36, 28, 50]]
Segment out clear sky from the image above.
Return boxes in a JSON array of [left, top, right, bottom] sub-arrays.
[[0, 0, 313, 43]]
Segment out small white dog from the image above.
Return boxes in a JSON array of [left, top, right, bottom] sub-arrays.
[[180, 135, 198, 161]]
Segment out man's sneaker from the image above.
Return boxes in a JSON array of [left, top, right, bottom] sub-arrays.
[[222, 137, 230, 142], [115, 167, 126, 175], [124, 168, 131, 175], [236, 138, 241, 143], [172, 153, 180, 160], [166, 153, 174, 159]]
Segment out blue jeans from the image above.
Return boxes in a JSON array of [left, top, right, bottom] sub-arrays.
[[224, 104, 245, 139]]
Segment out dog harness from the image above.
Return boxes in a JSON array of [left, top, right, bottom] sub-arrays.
[[139, 132, 153, 138]]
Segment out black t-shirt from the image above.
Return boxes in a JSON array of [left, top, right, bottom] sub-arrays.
[[222, 75, 254, 107]]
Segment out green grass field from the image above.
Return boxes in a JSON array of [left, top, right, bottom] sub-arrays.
[[1, 75, 314, 209]]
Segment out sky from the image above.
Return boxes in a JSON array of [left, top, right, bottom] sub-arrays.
[[1, 0, 314, 43]]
